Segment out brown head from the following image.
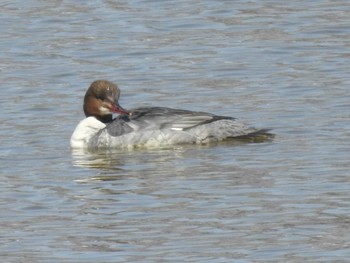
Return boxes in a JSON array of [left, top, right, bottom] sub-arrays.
[[83, 80, 129, 123]]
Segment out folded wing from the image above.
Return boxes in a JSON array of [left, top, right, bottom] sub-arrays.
[[105, 107, 234, 136]]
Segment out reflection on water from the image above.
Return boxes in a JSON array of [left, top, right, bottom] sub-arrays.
[[71, 148, 126, 170], [71, 136, 273, 174]]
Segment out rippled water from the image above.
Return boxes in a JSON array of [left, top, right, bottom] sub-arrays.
[[1, 0, 350, 262]]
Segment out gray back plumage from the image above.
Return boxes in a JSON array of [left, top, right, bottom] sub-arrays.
[[105, 107, 235, 137]]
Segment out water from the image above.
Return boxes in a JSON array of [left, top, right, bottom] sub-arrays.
[[1, 0, 350, 261]]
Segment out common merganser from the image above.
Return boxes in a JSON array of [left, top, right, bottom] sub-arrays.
[[71, 80, 272, 149]]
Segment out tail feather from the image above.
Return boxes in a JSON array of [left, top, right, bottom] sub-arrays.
[[232, 129, 274, 143]]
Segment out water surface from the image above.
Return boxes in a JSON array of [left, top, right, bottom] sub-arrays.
[[1, 0, 350, 262]]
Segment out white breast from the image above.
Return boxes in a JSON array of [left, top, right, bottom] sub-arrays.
[[70, 117, 106, 148]]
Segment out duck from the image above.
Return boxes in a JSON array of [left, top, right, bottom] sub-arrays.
[[70, 80, 273, 150]]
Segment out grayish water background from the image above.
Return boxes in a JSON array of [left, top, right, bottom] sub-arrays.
[[1, 0, 350, 262]]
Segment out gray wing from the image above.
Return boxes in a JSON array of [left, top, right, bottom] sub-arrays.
[[104, 117, 133, 137], [105, 107, 234, 137]]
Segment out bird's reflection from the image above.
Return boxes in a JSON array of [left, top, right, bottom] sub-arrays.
[[71, 148, 126, 169], [71, 139, 272, 183], [71, 146, 191, 182]]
